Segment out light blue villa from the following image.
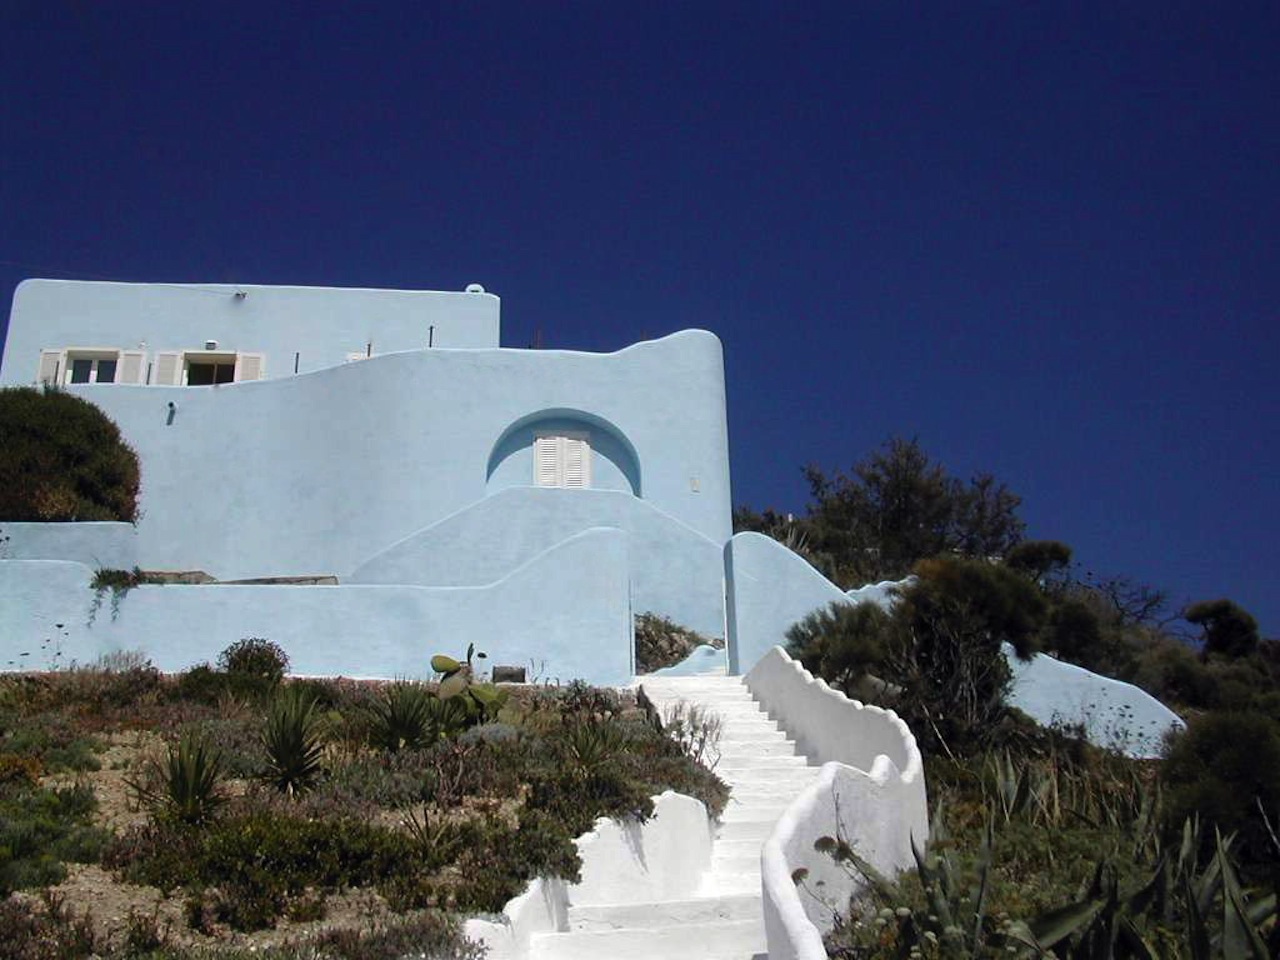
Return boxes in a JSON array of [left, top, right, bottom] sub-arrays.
[[1, 279, 745, 682], [0, 279, 1187, 759]]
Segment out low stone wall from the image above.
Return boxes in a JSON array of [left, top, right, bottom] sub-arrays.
[[464, 791, 713, 960], [747, 647, 928, 960]]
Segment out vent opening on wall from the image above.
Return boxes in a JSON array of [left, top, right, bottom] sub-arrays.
[[204, 340, 218, 350]]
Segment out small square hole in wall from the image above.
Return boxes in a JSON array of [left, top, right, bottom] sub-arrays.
[[690, 477, 700, 493]]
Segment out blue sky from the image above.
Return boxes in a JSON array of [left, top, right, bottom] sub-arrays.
[[2, 2, 1276, 634]]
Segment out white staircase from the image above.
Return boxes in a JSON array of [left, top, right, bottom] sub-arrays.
[[527, 673, 819, 960]]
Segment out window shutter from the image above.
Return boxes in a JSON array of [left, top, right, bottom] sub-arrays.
[[118, 350, 146, 384], [562, 437, 590, 488], [236, 353, 265, 381], [154, 352, 183, 385], [534, 436, 561, 487], [37, 350, 63, 386]]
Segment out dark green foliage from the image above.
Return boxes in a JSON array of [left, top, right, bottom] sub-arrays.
[[1006, 539, 1073, 583], [431, 644, 510, 726], [785, 600, 891, 692], [0, 386, 141, 522], [261, 686, 326, 796], [0, 783, 108, 895], [889, 557, 1047, 754], [634, 612, 721, 673], [1162, 711, 1280, 869], [1186, 598, 1261, 660], [789, 437, 1025, 585], [1045, 597, 1108, 665], [218, 638, 290, 701]]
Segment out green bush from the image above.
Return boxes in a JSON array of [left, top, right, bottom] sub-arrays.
[[634, 612, 720, 673], [368, 681, 440, 753], [0, 783, 109, 895], [1161, 710, 1280, 871], [128, 733, 228, 826], [785, 600, 891, 693], [218, 638, 289, 699], [0, 386, 140, 522]]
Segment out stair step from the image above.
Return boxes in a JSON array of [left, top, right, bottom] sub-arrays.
[[716, 739, 797, 758], [530, 918, 764, 960], [715, 818, 780, 843], [567, 893, 761, 930]]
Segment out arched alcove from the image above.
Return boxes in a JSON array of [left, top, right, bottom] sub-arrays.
[[485, 408, 642, 496]]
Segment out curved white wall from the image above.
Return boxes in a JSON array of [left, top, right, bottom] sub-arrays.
[[1003, 644, 1184, 759], [350, 487, 725, 638], [464, 791, 712, 960], [725, 532, 849, 675], [746, 648, 928, 960]]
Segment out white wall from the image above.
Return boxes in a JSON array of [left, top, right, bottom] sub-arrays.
[[1003, 644, 1185, 759], [350, 488, 726, 639], [1, 279, 500, 385], [27, 329, 730, 580], [1, 521, 137, 570], [464, 791, 713, 960], [725, 532, 849, 675], [746, 647, 928, 960], [0, 527, 635, 684]]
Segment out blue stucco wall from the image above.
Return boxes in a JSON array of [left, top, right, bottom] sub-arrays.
[[0, 279, 500, 384], [27, 329, 730, 580], [0, 528, 634, 683], [2, 522, 137, 570], [724, 532, 848, 675], [350, 487, 725, 638]]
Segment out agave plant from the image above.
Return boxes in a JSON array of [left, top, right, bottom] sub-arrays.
[[261, 685, 325, 796], [128, 733, 227, 825], [368, 681, 439, 752]]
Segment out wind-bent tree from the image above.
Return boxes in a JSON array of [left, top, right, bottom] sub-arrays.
[[0, 386, 140, 522], [1185, 598, 1261, 660]]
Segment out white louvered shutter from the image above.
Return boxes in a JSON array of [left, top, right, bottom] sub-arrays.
[[534, 436, 561, 487], [37, 350, 63, 386], [236, 353, 265, 381], [562, 437, 590, 488], [118, 351, 146, 384], [154, 352, 183, 385]]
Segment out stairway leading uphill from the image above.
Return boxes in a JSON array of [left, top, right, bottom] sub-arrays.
[[527, 672, 821, 960]]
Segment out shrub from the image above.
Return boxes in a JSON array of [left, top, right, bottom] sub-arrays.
[[785, 600, 891, 693], [218, 637, 289, 699], [0, 783, 108, 894], [0, 386, 141, 522], [1161, 710, 1280, 870], [634, 612, 720, 673]]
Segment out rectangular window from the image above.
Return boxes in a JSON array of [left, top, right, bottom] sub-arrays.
[[186, 360, 236, 385], [66, 352, 120, 384], [534, 433, 592, 488]]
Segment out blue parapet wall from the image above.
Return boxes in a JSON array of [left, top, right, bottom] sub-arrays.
[[1, 528, 634, 684]]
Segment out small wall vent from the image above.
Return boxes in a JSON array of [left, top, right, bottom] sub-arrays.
[[204, 340, 218, 350]]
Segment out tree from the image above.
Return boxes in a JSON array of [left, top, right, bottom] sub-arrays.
[[799, 438, 1025, 584], [0, 386, 140, 522], [1186, 598, 1261, 660]]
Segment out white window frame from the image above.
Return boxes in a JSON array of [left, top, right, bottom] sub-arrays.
[[534, 432, 592, 489], [37, 348, 147, 386], [150, 350, 266, 385]]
